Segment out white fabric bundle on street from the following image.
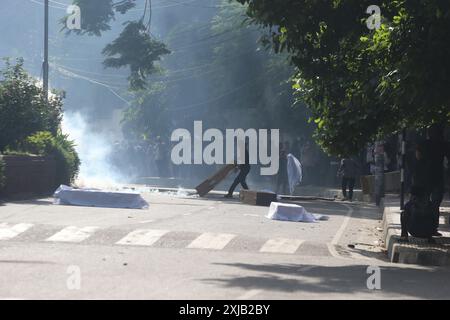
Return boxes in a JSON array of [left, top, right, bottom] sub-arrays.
[[287, 153, 302, 195], [267, 202, 328, 223], [53, 185, 149, 209]]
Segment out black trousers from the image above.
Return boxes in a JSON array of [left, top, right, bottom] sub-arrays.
[[228, 167, 250, 195], [342, 177, 355, 200], [276, 167, 289, 195], [427, 184, 444, 231]]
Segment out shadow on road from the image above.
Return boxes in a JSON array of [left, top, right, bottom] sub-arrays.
[[202, 262, 450, 299], [10, 198, 54, 206]]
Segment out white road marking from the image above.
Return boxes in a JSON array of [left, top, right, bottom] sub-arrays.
[[0, 223, 33, 240], [331, 204, 353, 246], [259, 238, 304, 254], [187, 232, 236, 250], [243, 214, 260, 217], [139, 220, 155, 224], [46, 226, 99, 243], [237, 289, 261, 300], [328, 204, 354, 258], [116, 229, 168, 246]]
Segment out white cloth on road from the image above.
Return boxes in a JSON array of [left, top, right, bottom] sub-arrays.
[[266, 202, 328, 223], [53, 185, 149, 209], [287, 153, 302, 195]]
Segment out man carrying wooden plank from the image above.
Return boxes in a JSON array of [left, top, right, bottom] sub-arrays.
[[224, 142, 250, 198]]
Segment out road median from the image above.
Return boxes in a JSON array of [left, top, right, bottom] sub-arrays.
[[382, 196, 450, 266]]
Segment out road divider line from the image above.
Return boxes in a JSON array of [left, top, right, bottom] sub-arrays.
[[187, 232, 236, 250], [259, 238, 304, 254], [331, 204, 353, 246], [328, 203, 354, 258], [46, 226, 99, 243], [0, 223, 33, 240], [116, 229, 169, 246], [237, 289, 261, 300]]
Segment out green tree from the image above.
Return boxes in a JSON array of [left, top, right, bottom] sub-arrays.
[[63, 0, 170, 90], [236, 0, 450, 155], [121, 0, 314, 147], [23, 131, 81, 185], [0, 58, 63, 152]]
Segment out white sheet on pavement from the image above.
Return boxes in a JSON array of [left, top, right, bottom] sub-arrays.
[[266, 202, 328, 222], [287, 153, 302, 195], [53, 185, 149, 209]]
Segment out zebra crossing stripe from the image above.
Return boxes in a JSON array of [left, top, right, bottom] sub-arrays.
[[116, 229, 169, 246], [259, 238, 304, 254], [187, 232, 236, 250], [0, 223, 33, 240], [46, 226, 99, 243]]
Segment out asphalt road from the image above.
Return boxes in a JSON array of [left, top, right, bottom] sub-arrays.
[[1, 191, 450, 299]]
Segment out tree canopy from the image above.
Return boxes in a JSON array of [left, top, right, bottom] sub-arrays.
[[64, 0, 170, 90], [120, 0, 314, 146], [236, 0, 450, 156], [0, 58, 63, 152]]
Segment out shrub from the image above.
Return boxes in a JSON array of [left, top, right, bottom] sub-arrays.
[[0, 58, 63, 152], [23, 131, 80, 186]]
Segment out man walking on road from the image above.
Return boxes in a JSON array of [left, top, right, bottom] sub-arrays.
[[338, 157, 360, 201], [276, 142, 289, 195], [225, 142, 250, 198]]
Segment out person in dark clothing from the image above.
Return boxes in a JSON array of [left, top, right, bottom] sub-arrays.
[[338, 157, 359, 201], [225, 143, 250, 198], [276, 142, 289, 195], [417, 125, 450, 236], [400, 186, 437, 243]]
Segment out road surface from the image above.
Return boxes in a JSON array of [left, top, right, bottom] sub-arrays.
[[1, 191, 450, 299]]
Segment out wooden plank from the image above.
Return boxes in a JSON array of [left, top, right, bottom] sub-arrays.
[[195, 164, 236, 197]]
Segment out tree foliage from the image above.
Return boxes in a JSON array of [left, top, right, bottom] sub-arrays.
[[120, 0, 315, 149], [0, 58, 63, 152], [236, 0, 450, 156], [103, 22, 171, 90], [63, 0, 170, 90], [22, 131, 81, 185]]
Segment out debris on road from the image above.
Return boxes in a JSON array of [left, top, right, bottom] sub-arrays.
[[266, 202, 329, 223], [240, 190, 277, 206]]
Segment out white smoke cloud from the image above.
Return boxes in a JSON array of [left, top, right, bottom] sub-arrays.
[[62, 112, 125, 189]]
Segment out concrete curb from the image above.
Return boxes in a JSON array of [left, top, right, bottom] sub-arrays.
[[382, 196, 450, 266]]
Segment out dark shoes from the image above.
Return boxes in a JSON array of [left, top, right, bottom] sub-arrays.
[[224, 194, 233, 199]]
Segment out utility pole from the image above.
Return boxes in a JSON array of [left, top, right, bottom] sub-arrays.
[[43, 0, 49, 102], [400, 128, 407, 210], [374, 140, 385, 206]]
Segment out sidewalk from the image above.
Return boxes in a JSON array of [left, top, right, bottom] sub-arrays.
[[382, 196, 450, 266]]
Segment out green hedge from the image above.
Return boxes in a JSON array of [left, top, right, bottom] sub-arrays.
[[22, 131, 80, 186]]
